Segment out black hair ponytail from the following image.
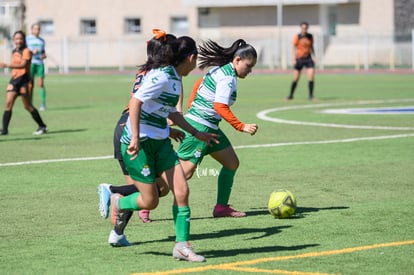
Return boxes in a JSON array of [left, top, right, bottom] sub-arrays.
[[198, 39, 257, 69], [140, 32, 176, 71]]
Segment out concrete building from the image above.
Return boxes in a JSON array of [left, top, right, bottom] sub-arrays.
[[2, 0, 412, 70]]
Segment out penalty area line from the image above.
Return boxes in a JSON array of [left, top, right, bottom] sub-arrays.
[[130, 240, 414, 275]]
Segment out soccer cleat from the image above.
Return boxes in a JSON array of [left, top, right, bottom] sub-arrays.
[[108, 230, 131, 247], [213, 204, 246, 218], [111, 194, 129, 233], [138, 209, 151, 223], [97, 183, 112, 219], [33, 126, 48, 135], [39, 105, 46, 111], [173, 242, 205, 262], [0, 129, 8, 135], [285, 96, 293, 101]]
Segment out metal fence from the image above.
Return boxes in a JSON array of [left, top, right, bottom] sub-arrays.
[[1, 31, 413, 73]]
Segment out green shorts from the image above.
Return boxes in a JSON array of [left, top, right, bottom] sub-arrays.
[[121, 138, 178, 183], [30, 63, 45, 78], [176, 118, 231, 164]]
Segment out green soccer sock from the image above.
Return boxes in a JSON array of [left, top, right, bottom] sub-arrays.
[[216, 167, 236, 205], [173, 205, 190, 242], [39, 87, 46, 106], [119, 192, 141, 211]]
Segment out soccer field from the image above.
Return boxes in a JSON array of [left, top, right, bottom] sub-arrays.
[[0, 72, 413, 275]]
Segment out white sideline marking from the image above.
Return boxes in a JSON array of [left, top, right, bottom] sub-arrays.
[[0, 155, 112, 167], [233, 133, 414, 149], [1, 134, 414, 167]]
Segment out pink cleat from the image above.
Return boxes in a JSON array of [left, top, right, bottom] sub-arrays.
[[138, 210, 151, 223], [213, 204, 246, 218]]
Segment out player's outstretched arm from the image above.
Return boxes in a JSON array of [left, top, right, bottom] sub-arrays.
[[168, 111, 219, 146]]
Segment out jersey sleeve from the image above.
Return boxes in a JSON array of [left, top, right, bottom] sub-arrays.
[[214, 102, 244, 131], [23, 48, 32, 61], [292, 35, 299, 46]]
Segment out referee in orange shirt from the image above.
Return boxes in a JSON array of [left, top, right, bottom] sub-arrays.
[[286, 21, 316, 101]]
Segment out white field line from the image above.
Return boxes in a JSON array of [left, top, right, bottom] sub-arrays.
[[233, 133, 414, 149], [1, 134, 414, 167], [0, 155, 112, 167], [257, 99, 414, 130]]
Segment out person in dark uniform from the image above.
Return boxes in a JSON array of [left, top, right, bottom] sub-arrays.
[[286, 21, 316, 101]]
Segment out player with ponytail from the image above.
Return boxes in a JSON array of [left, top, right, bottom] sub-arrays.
[[107, 35, 218, 262], [177, 39, 259, 218]]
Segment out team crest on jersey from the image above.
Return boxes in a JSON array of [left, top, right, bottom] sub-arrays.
[[151, 77, 159, 84], [141, 165, 151, 177], [193, 149, 202, 158]]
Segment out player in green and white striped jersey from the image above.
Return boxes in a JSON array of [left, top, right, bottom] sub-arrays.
[[177, 39, 259, 218], [110, 36, 218, 262]]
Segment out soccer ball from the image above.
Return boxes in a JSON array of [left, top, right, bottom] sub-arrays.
[[268, 190, 297, 219]]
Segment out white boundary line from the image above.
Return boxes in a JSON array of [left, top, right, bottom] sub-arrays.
[[1, 134, 414, 167], [2, 99, 414, 167], [257, 99, 414, 130], [0, 155, 112, 167]]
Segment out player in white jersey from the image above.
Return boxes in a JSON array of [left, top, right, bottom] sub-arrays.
[[97, 30, 182, 224], [26, 23, 47, 110], [109, 36, 218, 262], [177, 39, 258, 218]]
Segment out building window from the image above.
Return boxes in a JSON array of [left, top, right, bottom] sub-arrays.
[[81, 19, 96, 35], [125, 18, 141, 34], [171, 17, 188, 35], [39, 20, 54, 35]]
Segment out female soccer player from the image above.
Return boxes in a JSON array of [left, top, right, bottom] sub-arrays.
[[109, 36, 218, 262], [98, 30, 182, 223], [0, 30, 47, 135], [27, 23, 47, 110], [176, 39, 259, 218]]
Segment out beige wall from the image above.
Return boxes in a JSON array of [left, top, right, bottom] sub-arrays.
[[25, 0, 197, 38], [360, 0, 394, 34]]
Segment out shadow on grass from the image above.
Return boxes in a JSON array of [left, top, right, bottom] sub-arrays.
[[154, 208, 271, 222], [0, 136, 48, 142], [295, 206, 349, 217], [152, 206, 349, 223], [240, 206, 349, 219], [0, 128, 87, 141], [145, 243, 319, 259], [46, 128, 88, 134], [132, 225, 293, 247], [46, 105, 92, 111]]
